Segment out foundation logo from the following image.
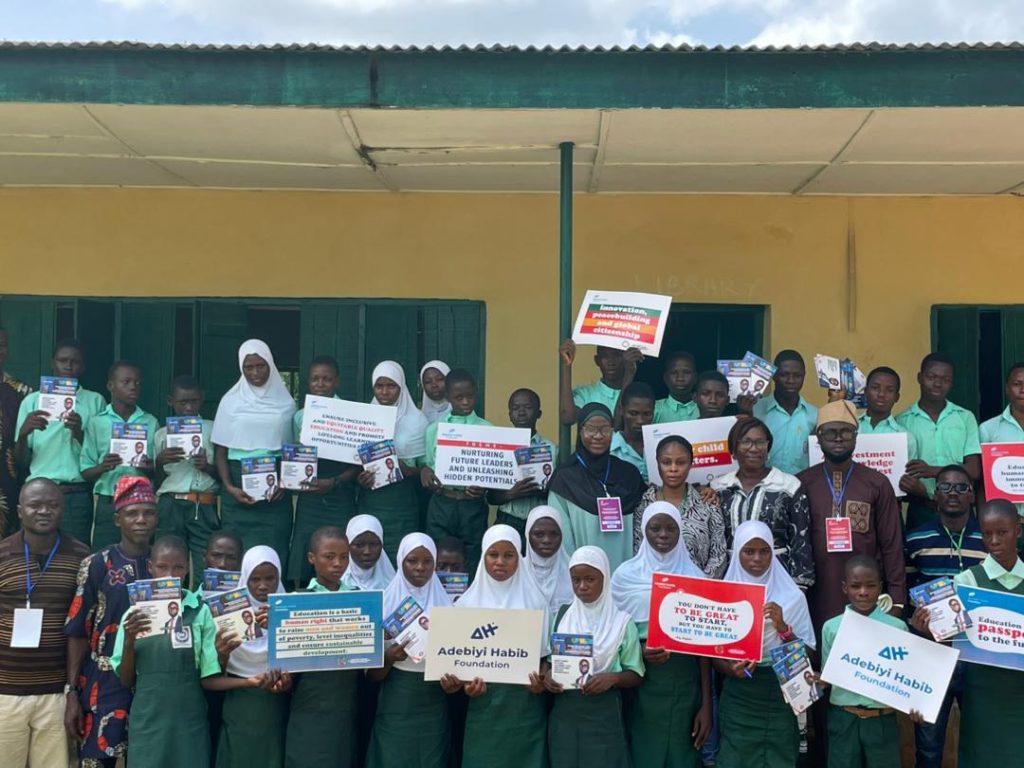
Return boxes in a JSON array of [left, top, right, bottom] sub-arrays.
[[471, 623, 499, 640], [879, 645, 908, 661]]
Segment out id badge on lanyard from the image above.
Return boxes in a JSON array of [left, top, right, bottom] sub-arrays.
[[823, 465, 855, 553], [598, 497, 624, 533], [13, 536, 61, 649]]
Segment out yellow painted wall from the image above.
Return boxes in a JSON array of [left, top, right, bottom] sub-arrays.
[[1, 189, 1022, 438]]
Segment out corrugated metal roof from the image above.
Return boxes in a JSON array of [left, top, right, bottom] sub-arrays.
[[1, 40, 1022, 53]]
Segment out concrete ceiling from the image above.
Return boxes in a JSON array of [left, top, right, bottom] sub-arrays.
[[2, 103, 1024, 195]]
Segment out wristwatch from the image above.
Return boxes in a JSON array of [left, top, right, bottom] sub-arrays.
[[63, 683, 79, 696]]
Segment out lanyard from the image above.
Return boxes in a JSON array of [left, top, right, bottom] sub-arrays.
[[822, 465, 855, 518], [24, 535, 61, 609], [576, 452, 612, 498], [944, 525, 966, 571]]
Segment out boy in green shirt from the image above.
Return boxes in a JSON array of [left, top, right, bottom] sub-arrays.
[[654, 351, 699, 424], [80, 361, 160, 551], [694, 370, 730, 420], [154, 375, 221, 583], [610, 382, 655, 481], [14, 339, 105, 546], [558, 338, 642, 425]]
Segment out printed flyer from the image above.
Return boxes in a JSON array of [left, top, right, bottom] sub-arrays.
[[382, 596, 430, 663], [434, 423, 531, 490], [571, 290, 673, 357], [268, 590, 383, 673], [643, 416, 737, 486], [646, 573, 766, 661], [299, 396, 397, 464], [770, 640, 821, 715], [425, 607, 545, 685], [202, 569, 241, 594], [808, 432, 908, 497], [166, 416, 205, 457], [110, 422, 150, 467], [281, 444, 318, 490], [814, 354, 843, 390], [550, 633, 594, 690], [127, 577, 182, 640], [910, 577, 972, 641], [514, 445, 556, 491], [358, 439, 404, 490], [240, 456, 279, 502], [205, 588, 259, 641], [437, 572, 469, 601], [953, 585, 1024, 672], [981, 443, 1024, 504], [38, 376, 77, 422], [716, 353, 775, 402]]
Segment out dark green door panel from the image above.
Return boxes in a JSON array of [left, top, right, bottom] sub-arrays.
[[75, 299, 117, 397], [197, 302, 249, 418], [299, 304, 363, 400], [931, 306, 980, 415], [0, 297, 56, 387], [121, 302, 176, 419]]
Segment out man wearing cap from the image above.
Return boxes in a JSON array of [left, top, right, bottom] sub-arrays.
[[64, 476, 158, 767], [798, 400, 907, 633]]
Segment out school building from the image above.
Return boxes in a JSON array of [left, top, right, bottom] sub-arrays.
[[1, 42, 1023, 442]]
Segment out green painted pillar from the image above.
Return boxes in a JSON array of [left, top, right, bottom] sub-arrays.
[[559, 141, 574, 460]]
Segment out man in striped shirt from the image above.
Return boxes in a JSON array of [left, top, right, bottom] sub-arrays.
[[0, 478, 89, 766], [904, 464, 985, 768]]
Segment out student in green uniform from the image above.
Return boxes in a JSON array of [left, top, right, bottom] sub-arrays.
[[490, 388, 558, 539], [419, 360, 452, 425], [368, 533, 453, 768], [524, 506, 574, 617], [358, 360, 429, 563], [436, 535, 466, 576], [654, 351, 699, 424], [342, 514, 396, 590], [288, 357, 359, 587], [952, 500, 1024, 768], [694, 371, 730, 420], [80, 361, 159, 551], [610, 383, 655, 482], [749, 350, 818, 477], [15, 338, 105, 546], [979, 363, 1024, 515], [212, 545, 293, 768], [212, 340, 296, 569], [558, 338, 642, 425], [612, 501, 712, 768], [421, 369, 492, 573], [112, 535, 224, 768], [714, 520, 816, 768], [154, 375, 221, 582], [818, 555, 922, 768], [284, 526, 358, 768], [546, 545, 643, 768]]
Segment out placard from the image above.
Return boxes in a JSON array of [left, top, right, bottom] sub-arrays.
[[643, 416, 737, 486], [981, 443, 1024, 503], [267, 590, 383, 673], [821, 609, 958, 723], [434, 423, 531, 490], [646, 573, 766, 661], [424, 607, 545, 684], [953, 585, 1024, 672], [571, 290, 673, 357], [808, 432, 908, 497], [299, 395, 397, 464]]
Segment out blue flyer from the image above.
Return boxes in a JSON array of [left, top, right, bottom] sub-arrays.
[[268, 590, 384, 673], [954, 585, 1024, 672]]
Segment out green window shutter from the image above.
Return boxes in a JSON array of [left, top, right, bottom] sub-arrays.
[[432, 303, 486, 415], [75, 300, 118, 396], [0, 298, 56, 388], [299, 303, 363, 400], [932, 306, 980, 416], [120, 302, 176, 419], [364, 304, 421, 402], [197, 302, 250, 419], [1001, 308, 1024, 411]]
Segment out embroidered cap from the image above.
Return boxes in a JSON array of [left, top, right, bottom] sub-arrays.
[[113, 476, 157, 512]]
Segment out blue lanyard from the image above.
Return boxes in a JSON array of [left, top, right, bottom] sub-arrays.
[[576, 452, 612, 497], [24, 535, 61, 608], [822, 465, 855, 518]]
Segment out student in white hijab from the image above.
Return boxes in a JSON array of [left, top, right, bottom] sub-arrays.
[[715, 520, 814, 768], [419, 360, 452, 424], [358, 361, 429, 561], [546, 546, 644, 768], [213, 340, 297, 567], [341, 514, 396, 591], [441, 525, 548, 768], [524, 506, 574, 616], [367, 533, 453, 768]]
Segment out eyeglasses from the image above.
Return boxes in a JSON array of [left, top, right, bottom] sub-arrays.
[[738, 439, 769, 450], [818, 427, 858, 441], [936, 481, 971, 494], [581, 425, 613, 438]]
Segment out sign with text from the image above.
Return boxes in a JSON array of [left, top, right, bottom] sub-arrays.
[[267, 590, 383, 673], [643, 416, 737, 486], [571, 290, 673, 357], [300, 396, 396, 465], [434, 424, 531, 490], [808, 432, 908, 497], [424, 606, 545, 685], [981, 443, 1024, 504], [821, 610, 958, 723], [646, 573, 766, 661], [953, 585, 1024, 672]]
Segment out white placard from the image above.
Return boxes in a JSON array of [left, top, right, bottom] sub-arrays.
[[571, 290, 673, 357], [424, 607, 545, 685], [808, 432, 909, 497], [821, 610, 958, 723], [434, 423, 531, 490], [299, 395, 396, 464], [643, 416, 738, 486]]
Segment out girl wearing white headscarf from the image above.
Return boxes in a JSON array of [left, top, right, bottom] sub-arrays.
[[213, 546, 292, 768], [358, 361, 429, 562], [547, 546, 643, 768], [611, 501, 713, 768], [524, 506, 574, 617], [367, 533, 453, 768], [341, 514, 397, 591], [213, 341, 297, 568], [714, 520, 814, 768], [442, 525, 549, 768], [419, 360, 452, 424]]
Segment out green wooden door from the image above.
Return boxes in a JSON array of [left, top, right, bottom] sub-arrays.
[[75, 299, 118, 396], [197, 302, 250, 418], [0, 297, 56, 387], [931, 306, 980, 415], [421, 303, 487, 414], [299, 303, 363, 400], [120, 302, 177, 419]]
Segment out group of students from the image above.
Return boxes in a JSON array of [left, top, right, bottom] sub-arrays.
[[2, 330, 1024, 768]]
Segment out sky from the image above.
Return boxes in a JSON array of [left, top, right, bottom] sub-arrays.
[[0, 0, 1021, 48]]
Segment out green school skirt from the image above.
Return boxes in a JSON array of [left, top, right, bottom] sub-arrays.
[[285, 669, 358, 768], [367, 668, 449, 768], [717, 665, 798, 768], [462, 684, 547, 768], [959, 662, 1024, 767], [357, 477, 422, 564], [826, 705, 900, 768], [220, 461, 294, 571], [60, 487, 94, 548], [91, 494, 119, 552], [155, 495, 220, 586], [629, 654, 702, 768], [216, 685, 290, 768], [548, 689, 631, 768], [425, 494, 489, 574], [286, 464, 358, 583]]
